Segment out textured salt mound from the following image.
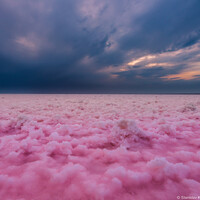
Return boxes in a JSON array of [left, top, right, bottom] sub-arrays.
[[178, 103, 197, 112], [0, 94, 200, 200], [110, 119, 152, 149]]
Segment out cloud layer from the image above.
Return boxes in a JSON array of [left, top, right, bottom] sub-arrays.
[[0, 0, 200, 93]]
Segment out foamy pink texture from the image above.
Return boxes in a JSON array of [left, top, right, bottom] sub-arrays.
[[0, 95, 200, 200]]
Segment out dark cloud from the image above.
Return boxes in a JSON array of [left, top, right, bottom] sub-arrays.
[[0, 0, 200, 93], [119, 0, 200, 53], [113, 65, 184, 80]]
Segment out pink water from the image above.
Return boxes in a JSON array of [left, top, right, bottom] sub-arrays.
[[0, 94, 200, 200]]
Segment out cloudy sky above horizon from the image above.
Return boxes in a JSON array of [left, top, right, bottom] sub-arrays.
[[0, 0, 200, 93]]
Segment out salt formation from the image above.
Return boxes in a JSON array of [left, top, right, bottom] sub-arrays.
[[0, 94, 199, 200], [111, 119, 152, 148]]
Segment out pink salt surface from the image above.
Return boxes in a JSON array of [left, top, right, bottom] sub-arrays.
[[0, 94, 200, 200]]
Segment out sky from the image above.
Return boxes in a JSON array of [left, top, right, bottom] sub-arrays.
[[0, 0, 200, 93]]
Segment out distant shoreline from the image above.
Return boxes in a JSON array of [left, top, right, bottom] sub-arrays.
[[0, 93, 200, 95]]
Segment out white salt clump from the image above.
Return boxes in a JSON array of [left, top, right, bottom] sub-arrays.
[[73, 144, 88, 156], [173, 150, 196, 162], [179, 103, 197, 112], [105, 166, 151, 187], [112, 119, 151, 147], [111, 177, 122, 189], [7, 151, 19, 160], [159, 124, 176, 136], [49, 132, 62, 141], [59, 141, 72, 155], [147, 157, 190, 181], [29, 129, 44, 139], [0, 120, 11, 133], [45, 141, 59, 155], [56, 125, 72, 136]]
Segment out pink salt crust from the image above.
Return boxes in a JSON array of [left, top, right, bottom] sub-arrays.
[[0, 94, 200, 200]]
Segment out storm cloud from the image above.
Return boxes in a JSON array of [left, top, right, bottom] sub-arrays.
[[0, 0, 200, 93]]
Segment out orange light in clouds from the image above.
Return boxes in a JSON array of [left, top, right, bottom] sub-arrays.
[[111, 74, 119, 79], [15, 37, 37, 51], [146, 63, 174, 68], [127, 55, 156, 66], [162, 70, 200, 80], [120, 68, 128, 72]]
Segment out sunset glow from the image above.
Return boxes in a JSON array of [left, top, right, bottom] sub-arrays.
[[163, 70, 200, 80]]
